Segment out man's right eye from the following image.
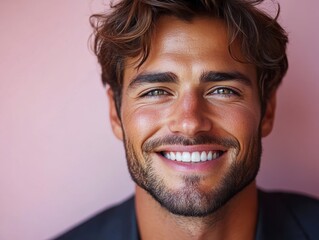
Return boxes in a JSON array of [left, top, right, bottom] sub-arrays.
[[142, 89, 169, 97]]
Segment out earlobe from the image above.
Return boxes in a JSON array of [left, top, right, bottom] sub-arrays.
[[261, 91, 277, 137], [107, 88, 123, 141]]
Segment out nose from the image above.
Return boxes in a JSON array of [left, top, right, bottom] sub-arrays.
[[168, 91, 212, 136]]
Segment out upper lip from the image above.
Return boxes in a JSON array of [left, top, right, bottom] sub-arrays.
[[153, 144, 228, 153]]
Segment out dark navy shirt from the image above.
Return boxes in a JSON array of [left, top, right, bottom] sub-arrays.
[[54, 190, 319, 240]]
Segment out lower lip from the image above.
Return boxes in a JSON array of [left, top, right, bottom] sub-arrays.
[[158, 153, 223, 173]]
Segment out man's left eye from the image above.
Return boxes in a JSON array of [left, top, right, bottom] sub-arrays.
[[211, 88, 237, 96]]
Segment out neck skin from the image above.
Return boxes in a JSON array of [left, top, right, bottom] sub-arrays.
[[135, 181, 258, 240]]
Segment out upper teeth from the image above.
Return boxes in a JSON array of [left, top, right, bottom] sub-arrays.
[[163, 151, 221, 163]]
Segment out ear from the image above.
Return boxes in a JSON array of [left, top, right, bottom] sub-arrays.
[[261, 91, 277, 137], [107, 88, 123, 141]]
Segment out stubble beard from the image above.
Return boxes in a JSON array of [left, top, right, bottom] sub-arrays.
[[124, 133, 262, 217]]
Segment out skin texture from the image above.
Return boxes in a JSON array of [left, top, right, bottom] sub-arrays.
[[108, 16, 276, 239]]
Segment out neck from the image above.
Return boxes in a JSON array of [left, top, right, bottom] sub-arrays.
[[135, 182, 258, 240]]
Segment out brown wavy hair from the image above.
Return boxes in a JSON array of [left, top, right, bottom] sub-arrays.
[[90, 0, 288, 115]]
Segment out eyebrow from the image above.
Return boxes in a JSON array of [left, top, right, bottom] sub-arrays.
[[200, 71, 252, 86], [128, 72, 178, 90], [128, 70, 252, 89]]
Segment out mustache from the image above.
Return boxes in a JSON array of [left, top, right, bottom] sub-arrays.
[[142, 134, 239, 152]]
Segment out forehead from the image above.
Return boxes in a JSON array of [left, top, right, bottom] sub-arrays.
[[152, 16, 229, 56], [124, 16, 256, 84]]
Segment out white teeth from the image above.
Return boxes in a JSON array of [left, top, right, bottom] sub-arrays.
[[170, 152, 176, 161], [212, 152, 217, 159], [182, 152, 191, 162], [176, 152, 182, 161], [200, 151, 207, 162], [191, 152, 201, 162], [163, 151, 222, 162]]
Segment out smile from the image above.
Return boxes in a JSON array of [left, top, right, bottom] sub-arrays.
[[161, 151, 224, 163]]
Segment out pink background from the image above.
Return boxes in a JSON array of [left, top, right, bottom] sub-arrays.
[[1, 0, 318, 239]]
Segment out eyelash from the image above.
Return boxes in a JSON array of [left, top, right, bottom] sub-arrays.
[[140, 87, 239, 98], [141, 89, 170, 97], [209, 87, 239, 97]]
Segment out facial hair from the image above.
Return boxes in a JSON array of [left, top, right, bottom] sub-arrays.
[[124, 133, 262, 217]]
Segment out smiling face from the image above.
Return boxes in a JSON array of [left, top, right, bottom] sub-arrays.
[[108, 16, 276, 217]]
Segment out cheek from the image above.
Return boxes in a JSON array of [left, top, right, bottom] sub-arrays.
[[215, 104, 261, 141], [122, 105, 164, 143]]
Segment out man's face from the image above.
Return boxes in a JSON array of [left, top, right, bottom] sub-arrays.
[[109, 16, 275, 217]]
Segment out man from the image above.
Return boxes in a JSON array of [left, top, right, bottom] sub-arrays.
[[56, 0, 319, 239]]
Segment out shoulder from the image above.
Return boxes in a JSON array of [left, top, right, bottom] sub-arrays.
[[260, 189, 319, 218], [257, 189, 319, 239], [53, 196, 138, 240]]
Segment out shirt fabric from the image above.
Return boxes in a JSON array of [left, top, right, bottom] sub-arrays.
[[54, 189, 319, 240]]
